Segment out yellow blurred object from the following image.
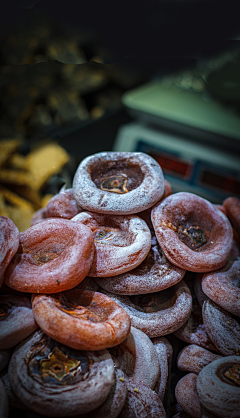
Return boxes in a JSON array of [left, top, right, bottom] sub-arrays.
[[22, 142, 69, 191], [0, 138, 22, 166], [0, 185, 35, 231]]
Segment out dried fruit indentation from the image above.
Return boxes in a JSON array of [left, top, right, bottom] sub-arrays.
[[224, 365, 240, 386], [130, 289, 175, 313], [101, 175, 129, 194], [59, 297, 109, 323], [40, 347, 80, 381], [93, 228, 119, 242], [28, 338, 92, 385], [178, 226, 208, 250]]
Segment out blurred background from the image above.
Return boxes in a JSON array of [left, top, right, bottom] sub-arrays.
[[0, 0, 240, 230]]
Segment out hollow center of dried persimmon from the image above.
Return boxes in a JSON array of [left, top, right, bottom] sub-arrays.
[[39, 347, 80, 381], [130, 288, 175, 313], [31, 246, 66, 265], [28, 344, 93, 385], [101, 175, 129, 194], [93, 227, 119, 242], [178, 226, 207, 250], [59, 298, 109, 323], [92, 162, 144, 192], [224, 365, 240, 386]]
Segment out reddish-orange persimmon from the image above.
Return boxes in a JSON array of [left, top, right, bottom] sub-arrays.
[[202, 258, 240, 317], [151, 192, 233, 272], [0, 216, 19, 288], [32, 289, 131, 350], [46, 188, 82, 219], [223, 196, 240, 235], [4, 218, 94, 293]]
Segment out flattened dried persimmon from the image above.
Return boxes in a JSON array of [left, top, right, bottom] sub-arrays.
[[8, 330, 115, 417], [197, 356, 240, 418], [175, 373, 201, 418], [4, 218, 94, 293], [109, 326, 160, 390], [73, 152, 165, 215], [95, 234, 185, 295], [72, 212, 151, 277], [177, 344, 222, 375], [102, 281, 192, 338], [0, 295, 38, 350], [32, 289, 131, 350], [151, 192, 233, 272], [223, 196, 240, 235], [202, 258, 240, 317], [46, 188, 82, 219], [202, 299, 240, 356], [118, 376, 166, 418], [0, 216, 19, 288]]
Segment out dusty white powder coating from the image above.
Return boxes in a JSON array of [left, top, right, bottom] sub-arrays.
[[72, 212, 151, 277], [151, 192, 233, 272], [177, 344, 222, 375], [175, 373, 201, 418], [101, 281, 192, 338], [152, 337, 172, 401], [73, 152, 165, 215], [197, 356, 240, 418], [202, 257, 240, 317], [95, 235, 185, 294], [202, 299, 240, 356]]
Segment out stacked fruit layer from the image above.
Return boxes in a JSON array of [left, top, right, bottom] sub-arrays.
[[0, 151, 239, 418]]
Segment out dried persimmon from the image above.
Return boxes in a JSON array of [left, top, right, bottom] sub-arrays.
[[4, 218, 94, 293], [151, 192, 233, 272], [32, 289, 131, 350], [73, 152, 165, 215], [72, 212, 151, 277]]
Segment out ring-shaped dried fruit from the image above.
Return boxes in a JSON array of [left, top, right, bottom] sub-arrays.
[[95, 234, 185, 295], [4, 218, 94, 293], [0, 295, 38, 349], [46, 188, 82, 219], [202, 299, 240, 356], [72, 212, 151, 277], [174, 284, 218, 352], [32, 289, 131, 351], [79, 369, 127, 418], [202, 258, 240, 317], [223, 196, 240, 235], [109, 326, 160, 390], [101, 281, 192, 338], [73, 152, 165, 215], [152, 337, 173, 402], [8, 330, 115, 417], [119, 377, 166, 418], [0, 216, 19, 288], [151, 192, 233, 272], [175, 373, 201, 418], [197, 356, 240, 418], [177, 345, 222, 375]]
